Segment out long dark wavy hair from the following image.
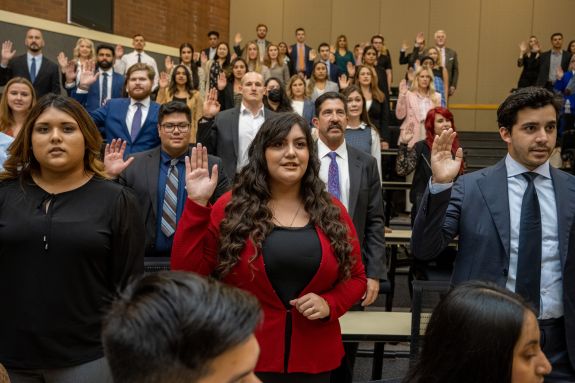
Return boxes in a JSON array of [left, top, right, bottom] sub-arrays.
[[216, 113, 355, 280], [168, 64, 195, 97], [178, 42, 200, 90]]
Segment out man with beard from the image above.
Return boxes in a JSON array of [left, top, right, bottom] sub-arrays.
[[312, 92, 386, 383], [233, 24, 271, 63], [536, 32, 572, 91], [67, 44, 124, 112], [73, 63, 161, 156], [412, 87, 575, 382], [0, 28, 60, 97]]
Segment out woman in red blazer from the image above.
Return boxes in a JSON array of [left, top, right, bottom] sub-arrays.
[[172, 113, 366, 383]]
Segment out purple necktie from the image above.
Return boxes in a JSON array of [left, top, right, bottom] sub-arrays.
[[131, 103, 142, 141], [327, 152, 341, 200]]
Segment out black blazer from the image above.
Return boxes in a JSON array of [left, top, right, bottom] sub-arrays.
[[368, 98, 390, 142], [346, 144, 387, 280], [118, 146, 231, 257], [536, 50, 572, 87], [0, 54, 60, 97], [196, 106, 275, 181]]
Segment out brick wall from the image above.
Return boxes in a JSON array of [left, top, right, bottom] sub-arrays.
[[0, 0, 230, 50]]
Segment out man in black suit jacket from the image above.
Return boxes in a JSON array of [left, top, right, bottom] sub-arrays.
[[412, 87, 575, 381], [0, 29, 60, 97], [197, 72, 275, 181], [314, 92, 386, 383], [317, 43, 341, 83], [289, 28, 314, 77], [536, 33, 572, 90], [104, 102, 230, 257]]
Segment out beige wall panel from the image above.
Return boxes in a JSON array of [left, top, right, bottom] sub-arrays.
[[282, 0, 333, 50], [428, 0, 481, 106], [330, 0, 381, 49], [229, 0, 284, 46], [380, 0, 430, 89], [475, 0, 533, 105], [532, 0, 575, 51], [474, 110, 499, 132], [452, 110, 477, 133]]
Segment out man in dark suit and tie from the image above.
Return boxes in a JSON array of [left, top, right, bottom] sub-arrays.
[[66, 44, 124, 112], [197, 72, 274, 181], [317, 43, 341, 83], [313, 92, 386, 383], [0, 29, 60, 98], [289, 28, 314, 77], [73, 63, 160, 156], [434, 30, 459, 96], [536, 32, 572, 90], [104, 102, 230, 257], [412, 87, 575, 382]]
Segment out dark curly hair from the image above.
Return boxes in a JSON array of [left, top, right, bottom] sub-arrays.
[[216, 113, 355, 280]]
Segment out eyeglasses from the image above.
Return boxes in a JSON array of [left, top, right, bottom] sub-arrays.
[[160, 123, 190, 132]]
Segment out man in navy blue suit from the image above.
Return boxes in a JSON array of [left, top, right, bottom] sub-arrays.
[[412, 87, 575, 382], [317, 43, 340, 83], [74, 63, 160, 156], [289, 28, 313, 77], [66, 44, 124, 112]]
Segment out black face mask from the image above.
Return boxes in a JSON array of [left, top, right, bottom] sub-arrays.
[[267, 88, 282, 103]]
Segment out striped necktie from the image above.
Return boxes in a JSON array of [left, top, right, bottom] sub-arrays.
[[161, 158, 179, 237]]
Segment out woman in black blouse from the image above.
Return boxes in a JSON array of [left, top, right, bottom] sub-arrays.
[[0, 94, 144, 382], [517, 36, 541, 88]]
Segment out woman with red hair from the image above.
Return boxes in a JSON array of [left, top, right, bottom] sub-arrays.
[[396, 107, 464, 224]]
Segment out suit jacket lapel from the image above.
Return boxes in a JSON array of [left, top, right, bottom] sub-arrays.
[[551, 167, 575, 267], [347, 147, 362, 217], [476, 159, 511, 259], [147, 148, 161, 219], [231, 107, 240, 157]]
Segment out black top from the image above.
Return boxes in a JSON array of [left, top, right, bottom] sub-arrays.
[[517, 53, 541, 88], [262, 223, 321, 308], [0, 176, 144, 369], [172, 96, 188, 104]]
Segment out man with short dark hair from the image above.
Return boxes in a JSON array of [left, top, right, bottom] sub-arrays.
[[115, 34, 159, 91], [74, 63, 161, 156], [317, 42, 340, 83], [536, 32, 572, 90], [233, 24, 271, 62], [289, 28, 313, 77], [67, 44, 124, 111], [102, 271, 262, 383], [0, 28, 60, 97], [203, 31, 220, 61], [197, 73, 275, 181], [104, 101, 230, 258], [412, 86, 575, 382]]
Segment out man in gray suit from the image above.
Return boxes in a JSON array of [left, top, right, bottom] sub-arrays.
[[434, 30, 459, 97], [412, 87, 575, 382], [313, 92, 386, 383], [196, 72, 274, 181], [104, 101, 230, 257]]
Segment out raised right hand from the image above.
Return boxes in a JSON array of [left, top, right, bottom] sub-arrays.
[[159, 71, 169, 89], [104, 139, 135, 177], [415, 32, 425, 46], [430, 128, 463, 183], [234, 32, 242, 46], [115, 44, 124, 59], [346, 61, 356, 78], [338, 74, 350, 90], [164, 56, 174, 73], [519, 41, 527, 54], [200, 51, 208, 66], [203, 88, 221, 117], [216, 71, 227, 91], [1, 41, 16, 66], [57, 52, 69, 72], [185, 144, 218, 206], [399, 79, 408, 95], [78, 61, 99, 89], [399, 123, 415, 145]]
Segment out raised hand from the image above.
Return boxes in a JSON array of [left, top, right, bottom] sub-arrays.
[[104, 139, 135, 177], [401, 40, 409, 51], [556, 66, 564, 81], [1, 41, 16, 66], [57, 52, 69, 73], [289, 293, 330, 320], [159, 71, 169, 89], [78, 61, 99, 89], [230, 52, 238, 61], [115, 44, 124, 59], [164, 56, 174, 73], [329, 44, 336, 54], [200, 51, 208, 66], [338, 74, 350, 90], [399, 79, 408, 95], [287, 45, 293, 55], [185, 144, 218, 206], [430, 128, 463, 183], [346, 61, 356, 78], [193, 52, 200, 62], [202, 88, 221, 118], [519, 41, 527, 54], [399, 122, 415, 145], [216, 71, 227, 91], [234, 32, 242, 46], [64, 61, 77, 84], [415, 32, 425, 46], [309, 49, 317, 62]]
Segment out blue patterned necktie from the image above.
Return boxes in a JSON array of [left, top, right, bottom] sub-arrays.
[[130, 103, 142, 141], [327, 152, 341, 200], [161, 159, 179, 237], [30, 57, 37, 83], [516, 172, 542, 315]]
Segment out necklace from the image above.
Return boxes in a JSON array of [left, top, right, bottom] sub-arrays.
[[272, 203, 302, 228]]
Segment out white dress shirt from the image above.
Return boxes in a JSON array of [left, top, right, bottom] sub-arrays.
[[126, 97, 151, 136], [237, 104, 265, 172], [317, 139, 350, 210], [121, 50, 159, 90]]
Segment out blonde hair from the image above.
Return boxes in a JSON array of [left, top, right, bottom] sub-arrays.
[[286, 75, 309, 99], [73, 38, 96, 61], [411, 66, 437, 96], [242, 41, 264, 74]]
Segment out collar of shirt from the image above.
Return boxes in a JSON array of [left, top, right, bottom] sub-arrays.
[[27, 53, 42, 63], [317, 138, 348, 161], [240, 103, 265, 118], [98, 68, 114, 75], [160, 149, 187, 165], [130, 97, 151, 109], [347, 122, 367, 130], [505, 153, 551, 179]]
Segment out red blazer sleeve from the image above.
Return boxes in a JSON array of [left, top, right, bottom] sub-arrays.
[[320, 198, 367, 321], [171, 192, 231, 274]]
